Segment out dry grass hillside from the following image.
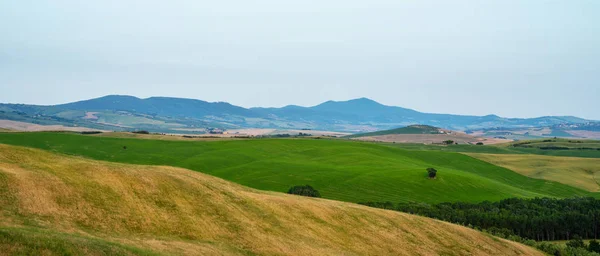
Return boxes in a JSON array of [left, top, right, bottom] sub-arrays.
[[0, 144, 542, 256]]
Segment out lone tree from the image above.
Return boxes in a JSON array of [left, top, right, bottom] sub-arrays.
[[443, 140, 454, 145], [476, 142, 484, 145], [427, 168, 438, 179], [287, 185, 321, 198]]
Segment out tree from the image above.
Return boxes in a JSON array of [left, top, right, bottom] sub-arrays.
[[589, 240, 600, 253], [427, 168, 438, 178], [566, 235, 585, 249], [443, 140, 454, 145], [287, 185, 321, 198], [476, 142, 484, 145]]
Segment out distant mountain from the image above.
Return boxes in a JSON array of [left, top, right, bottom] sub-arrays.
[[0, 95, 594, 133]]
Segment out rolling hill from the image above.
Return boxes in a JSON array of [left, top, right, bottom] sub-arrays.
[[0, 144, 542, 255], [0, 95, 594, 133], [346, 125, 443, 138], [0, 132, 594, 204]]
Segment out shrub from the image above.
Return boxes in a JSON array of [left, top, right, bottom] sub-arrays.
[[476, 142, 484, 145], [426, 168, 437, 178], [567, 235, 586, 249], [287, 185, 321, 198], [131, 130, 150, 134], [443, 140, 454, 145]]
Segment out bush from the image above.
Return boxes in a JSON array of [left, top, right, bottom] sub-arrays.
[[131, 130, 150, 134], [287, 185, 321, 198], [426, 168, 437, 178], [476, 142, 484, 145], [443, 140, 454, 145], [567, 235, 586, 249]]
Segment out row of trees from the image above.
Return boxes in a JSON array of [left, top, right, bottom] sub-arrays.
[[360, 197, 600, 241]]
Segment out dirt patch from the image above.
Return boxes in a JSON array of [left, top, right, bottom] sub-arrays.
[[82, 112, 99, 120]]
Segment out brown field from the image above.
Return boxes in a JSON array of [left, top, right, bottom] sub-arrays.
[[0, 120, 104, 132], [0, 144, 542, 256], [354, 133, 511, 145], [467, 153, 600, 192], [566, 130, 600, 139]]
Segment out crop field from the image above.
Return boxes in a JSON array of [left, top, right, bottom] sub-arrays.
[[0, 132, 595, 204]]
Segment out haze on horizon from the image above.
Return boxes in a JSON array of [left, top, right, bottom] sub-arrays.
[[1, 0, 599, 119]]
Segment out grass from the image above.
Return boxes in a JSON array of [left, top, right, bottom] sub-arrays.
[[467, 153, 600, 192], [0, 227, 157, 256], [0, 144, 543, 255], [385, 141, 600, 158], [0, 132, 595, 204], [346, 125, 440, 138]]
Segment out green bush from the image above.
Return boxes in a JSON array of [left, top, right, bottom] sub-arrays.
[[287, 185, 321, 198], [426, 168, 437, 178]]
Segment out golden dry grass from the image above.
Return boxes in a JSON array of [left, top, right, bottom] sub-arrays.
[[0, 144, 542, 256], [467, 153, 600, 192]]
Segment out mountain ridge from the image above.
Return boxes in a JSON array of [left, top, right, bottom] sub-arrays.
[[0, 95, 594, 133]]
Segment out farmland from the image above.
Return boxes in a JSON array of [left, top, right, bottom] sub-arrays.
[[0, 132, 595, 204]]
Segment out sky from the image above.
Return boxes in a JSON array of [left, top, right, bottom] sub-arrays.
[[1, 0, 599, 119]]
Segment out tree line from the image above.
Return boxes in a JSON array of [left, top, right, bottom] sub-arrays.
[[360, 197, 600, 241]]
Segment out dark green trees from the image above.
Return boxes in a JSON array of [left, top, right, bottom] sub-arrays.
[[427, 168, 438, 178], [589, 240, 600, 253], [287, 185, 321, 198]]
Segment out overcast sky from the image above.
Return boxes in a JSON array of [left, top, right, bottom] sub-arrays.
[[1, 0, 599, 119]]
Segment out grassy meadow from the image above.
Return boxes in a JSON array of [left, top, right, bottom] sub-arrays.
[[467, 153, 600, 192], [0, 132, 595, 204], [0, 144, 542, 256]]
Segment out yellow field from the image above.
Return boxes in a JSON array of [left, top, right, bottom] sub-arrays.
[[467, 153, 600, 192], [0, 144, 542, 255]]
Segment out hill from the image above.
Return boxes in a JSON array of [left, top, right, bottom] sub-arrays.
[[0, 132, 594, 204], [346, 125, 442, 138], [0, 95, 594, 133], [0, 144, 542, 255]]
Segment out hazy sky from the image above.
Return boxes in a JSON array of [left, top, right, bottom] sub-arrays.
[[1, 0, 599, 119]]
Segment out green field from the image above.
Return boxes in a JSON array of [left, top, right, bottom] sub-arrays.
[[0, 132, 595, 204]]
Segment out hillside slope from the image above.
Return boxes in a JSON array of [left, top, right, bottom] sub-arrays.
[[0, 132, 594, 204], [0, 144, 542, 255]]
